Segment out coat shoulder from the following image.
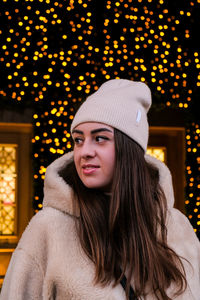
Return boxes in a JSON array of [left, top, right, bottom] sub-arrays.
[[166, 208, 200, 299], [167, 208, 200, 248], [17, 207, 76, 256]]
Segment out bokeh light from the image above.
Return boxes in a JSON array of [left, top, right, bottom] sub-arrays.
[[0, 0, 199, 236]]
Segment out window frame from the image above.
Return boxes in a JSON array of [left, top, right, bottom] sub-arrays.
[[0, 123, 33, 246], [0, 143, 18, 237], [0, 123, 33, 287], [149, 126, 186, 213]]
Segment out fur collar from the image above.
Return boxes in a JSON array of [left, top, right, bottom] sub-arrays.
[[43, 151, 175, 216], [43, 151, 80, 216]]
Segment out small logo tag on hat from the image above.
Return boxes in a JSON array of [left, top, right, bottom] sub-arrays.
[[136, 109, 141, 124]]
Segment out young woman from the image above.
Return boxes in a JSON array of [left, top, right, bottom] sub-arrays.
[[1, 79, 200, 300]]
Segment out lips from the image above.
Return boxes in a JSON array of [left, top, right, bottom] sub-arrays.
[[82, 164, 100, 175]]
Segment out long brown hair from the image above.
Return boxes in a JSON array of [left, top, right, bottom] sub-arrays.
[[60, 128, 186, 300]]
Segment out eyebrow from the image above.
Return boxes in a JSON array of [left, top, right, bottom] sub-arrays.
[[72, 128, 113, 135]]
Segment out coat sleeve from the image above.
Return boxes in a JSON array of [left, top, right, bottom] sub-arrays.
[[0, 247, 44, 300], [167, 208, 200, 300]]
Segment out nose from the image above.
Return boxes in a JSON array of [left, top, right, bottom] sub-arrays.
[[81, 139, 96, 159]]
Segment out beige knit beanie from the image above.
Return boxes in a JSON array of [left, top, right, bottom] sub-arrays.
[[71, 79, 152, 151]]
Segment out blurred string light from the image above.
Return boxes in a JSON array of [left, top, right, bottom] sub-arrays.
[[185, 123, 200, 229], [0, 0, 200, 235]]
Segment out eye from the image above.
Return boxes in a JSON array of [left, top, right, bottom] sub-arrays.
[[73, 137, 83, 145], [95, 136, 109, 143]]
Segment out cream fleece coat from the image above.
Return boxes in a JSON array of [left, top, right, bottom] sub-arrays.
[[1, 152, 200, 300]]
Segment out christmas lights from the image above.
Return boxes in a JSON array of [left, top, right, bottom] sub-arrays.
[[0, 0, 199, 237]]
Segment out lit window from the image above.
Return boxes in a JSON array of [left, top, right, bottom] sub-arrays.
[[0, 144, 17, 235], [147, 146, 166, 163]]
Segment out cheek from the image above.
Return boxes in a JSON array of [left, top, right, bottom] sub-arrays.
[[73, 150, 80, 172], [105, 147, 115, 175]]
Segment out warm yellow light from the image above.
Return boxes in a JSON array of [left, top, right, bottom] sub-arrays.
[[50, 108, 57, 115]]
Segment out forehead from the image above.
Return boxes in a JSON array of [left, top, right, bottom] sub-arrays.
[[73, 122, 114, 133]]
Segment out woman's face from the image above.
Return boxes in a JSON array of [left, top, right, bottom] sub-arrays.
[[72, 122, 115, 192]]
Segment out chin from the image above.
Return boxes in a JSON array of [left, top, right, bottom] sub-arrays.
[[83, 183, 102, 190], [81, 180, 103, 190], [83, 181, 111, 192]]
